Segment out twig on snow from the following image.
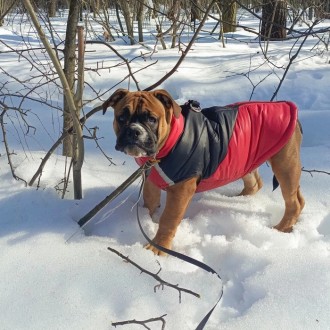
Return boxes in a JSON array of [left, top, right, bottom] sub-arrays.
[[112, 314, 167, 330], [107, 247, 200, 303]]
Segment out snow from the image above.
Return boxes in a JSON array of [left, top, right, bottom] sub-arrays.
[[1, 9, 330, 330]]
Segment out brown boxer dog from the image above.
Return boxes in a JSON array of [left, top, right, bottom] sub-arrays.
[[103, 89, 305, 256]]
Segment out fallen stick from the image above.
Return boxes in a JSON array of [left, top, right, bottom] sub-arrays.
[[77, 161, 155, 228]]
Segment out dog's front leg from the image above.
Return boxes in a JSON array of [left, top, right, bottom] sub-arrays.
[[145, 177, 198, 256], [143, 177, 161, 216]]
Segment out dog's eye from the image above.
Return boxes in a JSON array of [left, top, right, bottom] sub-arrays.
[[147, 116, 157, 124], [117, 108, 130, 124], [118, 114, 126, 123]]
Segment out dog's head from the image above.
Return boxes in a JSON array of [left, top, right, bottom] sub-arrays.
[[103, 89, 182, 157]]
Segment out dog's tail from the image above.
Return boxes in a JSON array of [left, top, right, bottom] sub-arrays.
[[273, 175, 279, 191], [298, 120, 303, 134]]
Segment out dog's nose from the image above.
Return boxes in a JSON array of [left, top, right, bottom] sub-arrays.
[[127, 124, 145, 140], [127, 127, 141, 138]]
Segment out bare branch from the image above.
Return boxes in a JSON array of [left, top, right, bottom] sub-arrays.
[[107, 246, 200, 302], [85, 40, 142, 91], [270, 21, 319, 101], [28, 105, 103, 187], [144, 0, 217, 91], [0, 106, 27, 186], [53, 157, 73, 199], [302, 168, 330, 177], [83, 125, 115, 165], [112, 314, 167, 330]]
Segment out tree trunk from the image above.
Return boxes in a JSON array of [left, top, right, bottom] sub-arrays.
[[171, 23, 178, 49], [115, 3, 125, 35], [62, 0, 79, 157], [0, 0, 5, 26], [220, 0, 237, 33], [261, 0, 287, 40], [117, 0, 135, 45], [214, 2, 225, 47], [168, 1, 181, 48], [47, 0, 57, 17], [136, 0, 145, 42], [0, 0, 16, 26], [69, 24, 85, 199], [308, 6, 314, 20], [90, 0, 100, 19], [191, 0, 202, 33], [62, 0, 85, 199]]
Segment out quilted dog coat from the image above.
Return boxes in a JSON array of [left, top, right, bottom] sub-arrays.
[[136, 101, 298, 192]]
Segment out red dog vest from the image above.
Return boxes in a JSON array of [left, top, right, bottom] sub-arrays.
[[136, 101, 298, 192]]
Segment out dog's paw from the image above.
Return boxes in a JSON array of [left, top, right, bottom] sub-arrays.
[[143, 203, 161, 218], [273, 224, 293, 233], [145, 243, 168, 256], [144, 235, 173, 256]]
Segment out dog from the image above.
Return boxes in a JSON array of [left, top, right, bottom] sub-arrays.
[[103, 89, 305, 256]]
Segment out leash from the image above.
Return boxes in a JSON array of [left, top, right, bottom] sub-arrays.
[[137, 174, 223, 330]]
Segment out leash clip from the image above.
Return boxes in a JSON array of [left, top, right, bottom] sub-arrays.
[[145, 158, 159, 169], [186, 100, 202, 112]]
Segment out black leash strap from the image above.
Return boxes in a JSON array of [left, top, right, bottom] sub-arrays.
[[137, 176, 223, 330]]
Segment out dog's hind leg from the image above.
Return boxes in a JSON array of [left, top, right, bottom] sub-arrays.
[[239, 168, 263, 196], [270, 125, 305, 232]]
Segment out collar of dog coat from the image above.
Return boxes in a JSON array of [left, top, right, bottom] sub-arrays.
[[156, 114, 185, 159]]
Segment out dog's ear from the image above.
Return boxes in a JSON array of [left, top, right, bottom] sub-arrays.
[[152, 89, 182, 119], [103, 88, 129, 114]]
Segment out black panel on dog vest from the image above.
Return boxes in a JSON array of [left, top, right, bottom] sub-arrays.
[[157, 104, 238, 183]]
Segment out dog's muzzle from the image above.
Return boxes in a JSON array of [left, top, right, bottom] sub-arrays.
[[115, 123, 157, 157]]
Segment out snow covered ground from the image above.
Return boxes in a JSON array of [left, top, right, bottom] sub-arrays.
[[1, 9, 330, 330]]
